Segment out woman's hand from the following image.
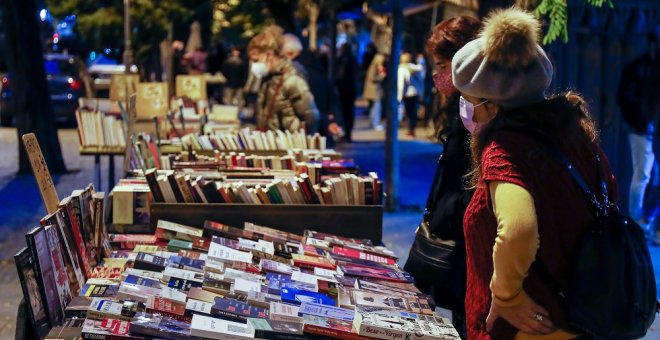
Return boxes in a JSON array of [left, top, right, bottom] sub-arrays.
[[486, 292, 555, 335]]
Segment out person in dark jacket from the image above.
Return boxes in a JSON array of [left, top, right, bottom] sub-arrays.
[[222, 47, 248, 107], [617, 31, 660, 236], [248, 25, 319, 133], [335, 43, 357, 142], [404, 16, 482, 339], [282, 33, 342, 147]]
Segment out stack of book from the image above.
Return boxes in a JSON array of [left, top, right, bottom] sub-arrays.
[[139, 169, 382, 205], [76, 109, 126, 148], [179, 128, 327, 152], [17, 214, 459, 339]]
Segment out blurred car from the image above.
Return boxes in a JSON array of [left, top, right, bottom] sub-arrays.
[[88, 62, 138, 98], [0, 53, 93, 126]]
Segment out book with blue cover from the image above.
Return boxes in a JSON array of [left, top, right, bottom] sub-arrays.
[[280, 285, 335, 306]]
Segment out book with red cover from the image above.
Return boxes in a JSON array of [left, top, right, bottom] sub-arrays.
[[59, 197, 92, 278], [291, 254, 336, 270], [302, 315, 370, 340], [339, 264, 413, 283], [332, 246, 396, 266]]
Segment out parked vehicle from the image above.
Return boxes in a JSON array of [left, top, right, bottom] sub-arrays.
[[0, 54, 93, 126]]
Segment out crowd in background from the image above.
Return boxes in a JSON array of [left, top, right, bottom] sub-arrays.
[[167, 25, 440, 145]]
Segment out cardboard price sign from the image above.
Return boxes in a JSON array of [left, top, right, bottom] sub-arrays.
[[110, 74, 140, 101], [136, 82, 169, 119], [176, 75, 207, 100], [22, 133, 60, 214]]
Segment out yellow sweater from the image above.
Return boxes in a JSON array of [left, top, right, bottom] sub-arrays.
[[489, 181, 577, 340]]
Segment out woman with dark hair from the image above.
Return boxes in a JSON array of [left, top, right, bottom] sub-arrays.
[[404, 15, 481, 339], [452, 8, 616, 339]]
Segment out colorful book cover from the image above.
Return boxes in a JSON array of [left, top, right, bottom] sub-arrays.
[[58, 199, 92, 278], [303, 315, 370, 340], [210, 297, 269, 323], [291, 254, 336, 270], [353, 310, 460, 340], [123, 274, 161, 289], [167, 255, 204, 272], [80, 283, 119, 297], [44, 225, 74, 306], [26, 226, 63, 326], [339, 264, 414, 283], [298, 301, 354, 321], [81, 318, 132, 338], [352, 291, 410, 311], [280, 285, 335, 306], [332, 246, 397, 266], [130, 312, 193, 339], [14, 247, 50, 338]]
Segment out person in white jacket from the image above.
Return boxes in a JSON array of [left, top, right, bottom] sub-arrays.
[[398, 53, 426, 136]]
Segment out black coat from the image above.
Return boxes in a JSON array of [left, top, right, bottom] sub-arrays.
[[617, 53, 660, 135], [426, 96, 473, 241]]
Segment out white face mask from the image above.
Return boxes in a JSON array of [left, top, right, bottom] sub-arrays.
[[459, 95, 488, 134], [250, 62, 268, 78]]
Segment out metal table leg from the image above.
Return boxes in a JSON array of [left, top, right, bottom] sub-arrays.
[[108, 155, 115, 191], [94, 154, 102, 191]]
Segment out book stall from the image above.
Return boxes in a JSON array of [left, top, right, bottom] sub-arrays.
[[15, 87, 462, 339]]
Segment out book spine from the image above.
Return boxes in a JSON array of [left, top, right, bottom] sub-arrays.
[[144, 170, 165, 203], [252, 330, 310, 340], [303, 325, 370, 340], [167, 173, 185, 203]]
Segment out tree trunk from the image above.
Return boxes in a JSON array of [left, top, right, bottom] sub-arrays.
[[385, 0, 403, 211], [1, 0, 67, 174]]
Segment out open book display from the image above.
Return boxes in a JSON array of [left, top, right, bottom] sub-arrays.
[[17, 208, 460, 340]]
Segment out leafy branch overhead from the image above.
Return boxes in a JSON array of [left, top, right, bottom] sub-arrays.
[[518, 0, 613, 44]]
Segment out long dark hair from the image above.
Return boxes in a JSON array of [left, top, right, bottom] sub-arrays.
[[468, 92, 600, 187], [425, 16, 482, 141]]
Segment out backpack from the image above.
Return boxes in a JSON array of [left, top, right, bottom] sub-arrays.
[[540, 143, 658, 339]]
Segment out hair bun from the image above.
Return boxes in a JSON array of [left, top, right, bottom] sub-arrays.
[[480, 8, 542, 68]]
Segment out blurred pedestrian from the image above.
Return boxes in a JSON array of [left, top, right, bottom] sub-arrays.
[[398, 52, 425, 137], [248, 25, 319, 133], [185, 47, 208, 75], [172, 40, 186, 79], [363, 53, 386, 130], [335, 43, 357, 142], [222, 46, 248, 107], [282, 33, 342, 146], [617, 30, 660, 237]]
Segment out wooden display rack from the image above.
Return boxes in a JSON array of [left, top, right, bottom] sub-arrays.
[[149, 203, 383, 244]]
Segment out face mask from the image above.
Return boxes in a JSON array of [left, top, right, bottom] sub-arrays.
[[433, 71, 456, 98], [251, 62, 268, 78], [459, 95, 488, 134]]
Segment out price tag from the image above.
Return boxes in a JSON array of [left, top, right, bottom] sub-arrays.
[[176, 75, 207, 100], [21, 133, 59, 214], [136, 82, 168, 119]]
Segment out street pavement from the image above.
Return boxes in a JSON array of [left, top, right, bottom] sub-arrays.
[[0, 113, 658, 338]]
